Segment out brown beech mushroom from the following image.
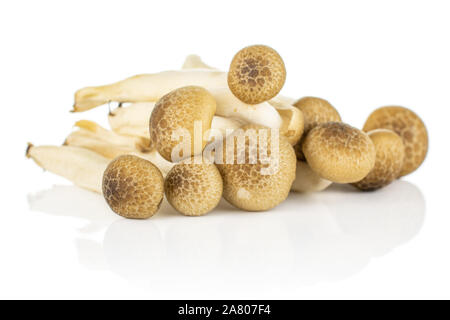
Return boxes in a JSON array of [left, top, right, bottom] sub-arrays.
[[228, 45, 286, 104], [102, 155, 164, 219], [215, 124, 296, 211], [302, 122, 376, 183], [150, 86, 216, 162], [363, 106, 428, 177], [165, 157, 223, 216], [293, 96, 341, 160], [352, 129, 405, 191]]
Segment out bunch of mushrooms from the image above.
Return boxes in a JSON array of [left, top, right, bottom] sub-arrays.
[[27, 45, 428, 219]]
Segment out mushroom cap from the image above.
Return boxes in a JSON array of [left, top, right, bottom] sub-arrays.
[[228, 45, 286, 105], [150, 86, 216, 162], [216, 124, 296, 211], [293, 96, 341, 160], [303, 122, 376, 183], [102, 155, 164, 219], [164, 157, 223, 216], [363, 106, 428, 177], [352, 129, 405, 191], [291, 161, 332, 193]]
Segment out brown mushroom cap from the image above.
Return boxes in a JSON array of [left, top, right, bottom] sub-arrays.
[[164, 157, 223, 216], [352, 129, 405, 191], [216, 124, 296, 211], [102, 155, 164, 219], [150, 86, 216, 162], [228, 45, 286, 105], [303, 122, 376, 183], [363, 106, 428, 177], [293, 97, 341, 160]]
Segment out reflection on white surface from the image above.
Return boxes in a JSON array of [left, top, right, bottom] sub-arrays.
[[28, 180, 425, 289]]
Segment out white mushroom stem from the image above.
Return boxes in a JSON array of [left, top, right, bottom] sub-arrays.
[[26, 144, 109, 193], [291, 161, 332, 193], [108, 102, 155, 139], [182, 55, 216, 70], [109, 102, 247, 140], [210, 88, 282, 129], [72, 120, 150, 150], [73, 70, 227, 112], [64, 125, 174, 176]]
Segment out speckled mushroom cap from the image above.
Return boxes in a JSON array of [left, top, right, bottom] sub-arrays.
[[228, 45, 286, 104], [150, 86, 216, 162], [164, 157, 223, 216], [293, 97, 341, 160], [302, 122, 376, 183], [363, 106, 428, 177], [352, 129, 405, 191], [215, 124, 296, 211], [102, 155, 164, 219]]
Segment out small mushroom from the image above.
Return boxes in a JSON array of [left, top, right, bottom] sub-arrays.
[[363, 106, 428, 177], [228, 45, 286, 104], [215, 124, 296, 211], [352, 129, 405, 191], [102, 155, 164, 219], [165, 157, 223, 216], [293, 96, 341, 160], [291, 161, 332, 193], [150, 86, 216, 162], [303, 122, 376, 183]]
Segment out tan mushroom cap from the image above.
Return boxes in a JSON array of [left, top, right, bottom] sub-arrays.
[[165, 157, 223, 216], [102, 155, 164, 219], [150, 86, 216, 162], [352, 129, 405, 191], [216, 124, 296, 211], [303, 122, 376, 183], [363, 106, 428, 177], [228, 45, 286, 105], [293, 97, 341, 160]]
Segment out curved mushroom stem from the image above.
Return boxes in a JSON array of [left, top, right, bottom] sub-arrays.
[[268, 98, 304, 145], [64, 122, 174, 176], [74, 70, 227, 112], [291, 161, 332, 193], [26, 144, 109, 193], [210, 88, 282, 129], [108, 102, 257, 140]]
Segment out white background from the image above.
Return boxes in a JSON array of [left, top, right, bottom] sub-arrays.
[[0, 0, 449, 299]]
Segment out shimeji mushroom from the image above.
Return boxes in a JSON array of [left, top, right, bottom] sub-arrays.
[[150, 86, 217, 162], [363, 106, 428, 177], [228, 45, 286, 104], [215, 124, 296, 211], [102, 155, 164, 219], [293, 96, 341, 160], [291, 161, 332, 193], [302, 122, 376, 183], [352, 129, 405, 191], [165, 157, 223, 216]]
